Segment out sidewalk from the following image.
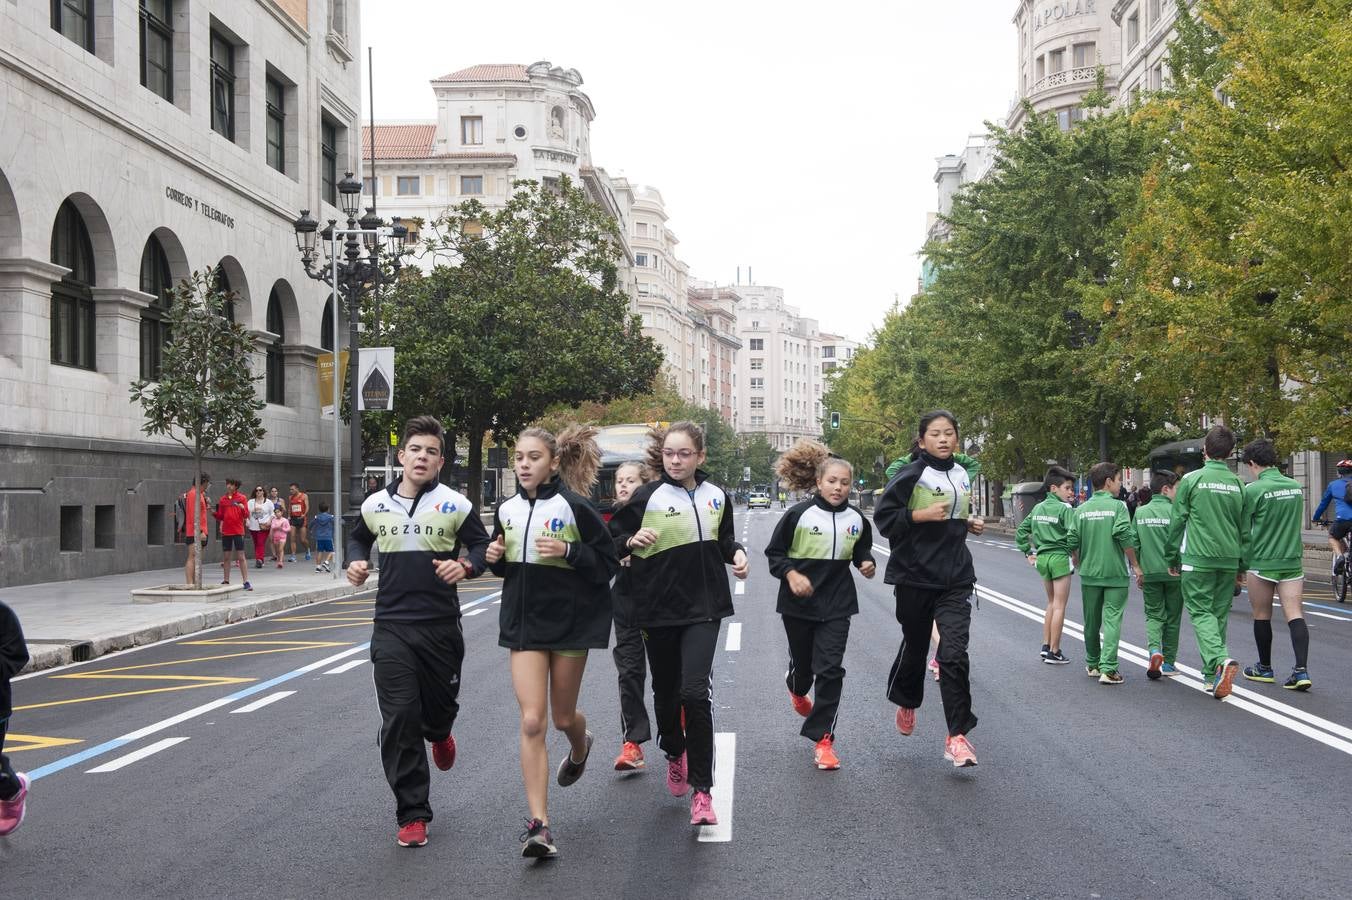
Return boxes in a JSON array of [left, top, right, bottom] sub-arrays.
[[4, 559, 377, 674]]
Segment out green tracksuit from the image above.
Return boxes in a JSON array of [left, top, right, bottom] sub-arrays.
[[1135, 495, 1184, 663], [1016, 494, 1075, 580], [1067, 491, 1137, 674], [1165, 459, 1248, 673], [1242, 467, 1305, 577]]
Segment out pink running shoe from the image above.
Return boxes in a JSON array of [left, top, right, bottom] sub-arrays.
[[895, 707, 916, 736], [0, 773, 30, 837], [944, 734, 978, 768], [789, 691, 813, 718], [666, 752, 689, 797], [690, 790, 717, 826]]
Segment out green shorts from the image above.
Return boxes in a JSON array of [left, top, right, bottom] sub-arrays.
[[554, 649, 588, 659], [1036, 552, 1073, 581], [1248, 569, 1303, 584]]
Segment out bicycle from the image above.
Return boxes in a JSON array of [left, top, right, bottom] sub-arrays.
[[1315, 520, 1351, 603]]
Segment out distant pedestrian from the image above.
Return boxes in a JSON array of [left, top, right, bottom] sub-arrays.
[[1016, 466, 1077, 666], [267, 486, 283, 560], [1165, 425, 1246, 699], [214, 478, 251, 590], [287, 482, 310, 562], [347, 415, 490, 850], [1067, 462, 1141, 685], [312, 502, 335, 573], [1135, 471, 1185, 679], [269, 507, 291, 568], [182, 473, 210, 586], [607, 460, 654, 773], [0, 601, 29, 836], [246, 485, 273, 569], [365, 474, 382, 498]]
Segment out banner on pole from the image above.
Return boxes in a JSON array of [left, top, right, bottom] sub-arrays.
[[358, 347, 395, 411], [317, 349, 349, 418]]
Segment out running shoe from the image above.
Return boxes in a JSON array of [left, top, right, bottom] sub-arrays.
[[220, 579, 229, 585], [1040, 643, 1051, 661], [814, 735, 840, 770], [243, 582, 252, 592], [321, 562, 330, 572], [895, 706, 916, 736], [1099, 671, 1125, 685], [690, 790, 717, 825], [1147, 649, 1164, 680], [1086, 666, 1101, 678], [396, 819, 427, 848], [929, 657, 940, 681], [613, 741, 645, 771], [305, 551, 312, 561], [1283, 669, 1312, 691], [666, 752, 689, 797], [944, 734, 978, 768], [1161, 663, 1179, 677], [789, 691, 813, 717], [315, 565, 324, 572], [1046, 649, 1070, 665], [1211, 659, 1240, 699], [0, 773, 29, 836], [276, 562, 284, 569], [1242, 663, 1275, 684], [255, 559, 263, 569], [556, 731, 593, 786], [520, 818, 558, 858], [288, 555, 296, 562], [431, 733, 456, 771]]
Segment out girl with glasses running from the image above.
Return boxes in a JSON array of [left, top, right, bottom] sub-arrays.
[[609, 421, 749, 826]]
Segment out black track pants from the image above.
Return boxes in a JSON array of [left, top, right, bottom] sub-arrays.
[[613, 622, 652, 744], [886, 584, 978, 737], [783, 615, 851, 742], [370, 619, 464, 825], [644, 620, 721, 792]]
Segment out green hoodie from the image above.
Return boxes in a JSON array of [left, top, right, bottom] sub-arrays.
[[1134, 494, 1180, 582], [1067, 490, 1137, 586], [886, 452, 981, 481], [1015, 494, 1074, 556], [1241, 466, 1305, 570], [1165, 459, 1247, 571]]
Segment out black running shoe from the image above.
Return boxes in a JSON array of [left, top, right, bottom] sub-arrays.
[[556, 731, 593, 786], [1040, 643, 1051, 661], [520, 818, 559, 858], [1045, 649, 1071, 665]]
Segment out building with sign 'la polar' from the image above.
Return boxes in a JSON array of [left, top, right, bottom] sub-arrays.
[[0, 1, 365, 587]]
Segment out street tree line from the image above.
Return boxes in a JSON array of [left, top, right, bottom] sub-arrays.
[[825, 0, 1352, 483]]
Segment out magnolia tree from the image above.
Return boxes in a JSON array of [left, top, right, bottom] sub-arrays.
[[131, 270, 266, 587]]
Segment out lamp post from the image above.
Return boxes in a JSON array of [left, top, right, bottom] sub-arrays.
[[292, 173, 407, 571]]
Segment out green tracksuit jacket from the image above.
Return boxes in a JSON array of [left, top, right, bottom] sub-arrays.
[[1015, 494, 1074, 555], [1133, 495, 1180, 583], [1241, 467, 1305, 571], [1067, 491, 1137, 586], [1165, 459, 1247, 571]]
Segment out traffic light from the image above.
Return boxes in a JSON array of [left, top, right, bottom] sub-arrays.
[[829, 411, 840, 430]]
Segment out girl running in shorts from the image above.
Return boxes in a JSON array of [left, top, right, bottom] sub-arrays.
[[764, 440, 875, 770], [609, 460, 655, 772], [609, 421, 749, 825], [486, 426, 619, 859], [1015, 466, 1077, 665]]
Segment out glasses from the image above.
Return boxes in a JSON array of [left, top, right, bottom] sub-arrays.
[[662, 449, 697, 460]]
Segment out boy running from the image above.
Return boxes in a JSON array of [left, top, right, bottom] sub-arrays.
[[1165, 425, 1247, 699], [1015, 466, 1076, 665], [1067, 463, 1141, 684], [1238, 439, 1311, 690], [1134, 471, 1184, 679], [0, 601, 30, 836]]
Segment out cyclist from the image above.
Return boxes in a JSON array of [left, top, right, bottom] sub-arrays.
[[1312, 459, 1352, 577]]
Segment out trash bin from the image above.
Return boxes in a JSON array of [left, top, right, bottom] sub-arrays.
[[1009, 482, 1047, 529]]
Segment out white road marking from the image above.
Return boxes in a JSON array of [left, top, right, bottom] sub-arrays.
[[230, 691, 295, 714], [734, 582, 746, 595], [324, 659, 368, 675], [86, 737, 190, 773], [725, 622, 742, 652], [463, 608, 487, 617], [460, 590, 502, 612], [697, 732, 737, 843]]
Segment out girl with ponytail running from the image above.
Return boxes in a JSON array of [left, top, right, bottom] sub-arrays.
[[764, 440, 875, 771], [609, 460, 655, 772], [609, 421, 749, 826], [486, 425, 619, 859]]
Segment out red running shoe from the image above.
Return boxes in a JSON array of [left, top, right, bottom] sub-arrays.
[[397, 819, 428, 848], [431, 733, 456, 771], [789, 691, 813, 717], [944, 734, 978, 768], [814, 735, 840, 770], [895, 707, 916, 736], [613, 741, 645, 771]]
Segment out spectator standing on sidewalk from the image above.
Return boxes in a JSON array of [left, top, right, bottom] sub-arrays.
[[312, 502, 336, 573], [246, 485, 273, 569], [287, 483, 311, 563], [215, 478, 252, 591], [182, 474, 210, 586], [0, 600, 31, 836]]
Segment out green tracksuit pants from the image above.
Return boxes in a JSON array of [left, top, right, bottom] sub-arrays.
[[1142, 580, 1184, 664], [1182, 568, 1236, 673], [1082, 584, 1128, 674]]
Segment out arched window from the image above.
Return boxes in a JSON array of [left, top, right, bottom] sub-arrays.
[[213, 265, 236, 322], [321, 294, 336, 352], [139, 235, 173, 380], [265, 288, 285, 405], [50, 199, 96, 369]]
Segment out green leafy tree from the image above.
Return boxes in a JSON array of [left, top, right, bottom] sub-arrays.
[[740, 435, 778, 489], [130, 270, 266, 587], [385, 178, 663, 506]]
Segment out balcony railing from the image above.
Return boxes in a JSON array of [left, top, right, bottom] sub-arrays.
[[1029, 65, 1099, 95]]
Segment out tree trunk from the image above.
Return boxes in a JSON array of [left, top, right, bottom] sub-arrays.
[[467, 424, 485, 509], [192, 445, 203, 589]]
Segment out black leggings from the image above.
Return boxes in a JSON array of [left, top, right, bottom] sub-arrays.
[[644, 620, 721, 792]]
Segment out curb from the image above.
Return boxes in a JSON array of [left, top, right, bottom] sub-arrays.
[[19, 580, 378, 675]]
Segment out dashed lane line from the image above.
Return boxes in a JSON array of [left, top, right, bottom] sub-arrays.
[[697, 733, 737, 843], [324, 659, 368, 675], [725, 623, 742, 652], [734, 582, 746, 595], [86, 737, 190, 774], [230, 691, 295, 714]]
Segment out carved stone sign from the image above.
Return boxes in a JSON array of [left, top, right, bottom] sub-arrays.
[[1034, 0, 1097, 30]]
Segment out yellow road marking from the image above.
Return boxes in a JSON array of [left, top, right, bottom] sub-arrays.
[[3, 733, 84, 753]]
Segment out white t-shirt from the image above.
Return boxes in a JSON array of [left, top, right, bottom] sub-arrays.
[[247, 499, 275, 532]]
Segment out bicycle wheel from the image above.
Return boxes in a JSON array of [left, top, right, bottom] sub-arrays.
[[1335, 563, 1349, 604]]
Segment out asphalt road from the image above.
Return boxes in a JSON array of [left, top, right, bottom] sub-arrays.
[[3, 510, 1350, 899]]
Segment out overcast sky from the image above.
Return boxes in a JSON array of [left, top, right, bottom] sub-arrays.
[[359, 1, 1015, 343]]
